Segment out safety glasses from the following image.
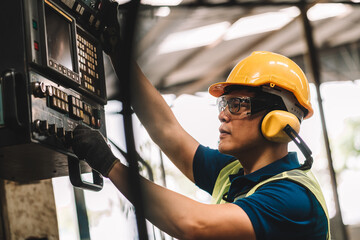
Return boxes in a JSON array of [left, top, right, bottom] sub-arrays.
[[216, 96, 251, 116], [216, 96, 274, 117]]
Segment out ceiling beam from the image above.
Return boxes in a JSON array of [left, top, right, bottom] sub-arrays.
[[162, 1, 324, 95], [155, 5, 264, 89]]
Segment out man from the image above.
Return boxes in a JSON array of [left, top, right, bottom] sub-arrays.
[[72, 51, 330, 239]]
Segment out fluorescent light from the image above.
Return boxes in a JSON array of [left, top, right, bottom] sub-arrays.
[[224, 7, 300, 41], [114, 0, 130, 4], [158, 22, 231, 54], [115, 0, 182, 5], [142, 0, 182, 6], [155, 6, 171, 17], [307, 3, 352, 21]]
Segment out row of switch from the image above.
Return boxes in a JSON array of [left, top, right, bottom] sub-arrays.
[[33, 120, 73, 146], [49, 59, 80, 83], [32, 81, 101, 128]]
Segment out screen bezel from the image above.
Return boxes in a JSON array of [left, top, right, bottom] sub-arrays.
[[43, 0, 79, 83]]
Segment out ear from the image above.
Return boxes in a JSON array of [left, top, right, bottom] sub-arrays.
[[261, 110, 300, 143]]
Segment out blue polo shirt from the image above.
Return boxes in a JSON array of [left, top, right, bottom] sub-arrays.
[[193, 144, 328, 240]]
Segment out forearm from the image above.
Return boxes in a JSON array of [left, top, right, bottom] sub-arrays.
[[131, 64, 180, 142], [109, 53, 177, 141], [108, 54, 198, 180], [108, 161, 197, 239], [108, 162, 255, 240]]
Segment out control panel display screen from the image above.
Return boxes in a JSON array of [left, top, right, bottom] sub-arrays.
[[45, 3, 74, 71]]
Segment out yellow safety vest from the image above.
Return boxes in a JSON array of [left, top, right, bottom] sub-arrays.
[[211, 160, 331, 239]]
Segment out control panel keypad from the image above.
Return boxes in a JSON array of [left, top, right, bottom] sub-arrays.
[[49, 86, 69, 113], [77, 33, 100, 96], [69, 96, 84, 120]]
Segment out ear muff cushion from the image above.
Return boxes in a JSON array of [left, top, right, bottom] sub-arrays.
[[261, 110, 300, 143]]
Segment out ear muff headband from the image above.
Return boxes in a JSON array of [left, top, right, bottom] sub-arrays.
[[261, 110, 300, 143]]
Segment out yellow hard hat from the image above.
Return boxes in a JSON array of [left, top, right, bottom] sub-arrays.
[[208, 51, 313, 119]]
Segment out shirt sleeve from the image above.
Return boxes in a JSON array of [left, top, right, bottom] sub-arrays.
[[193, 144, 236, 195], [234, 180, 328, 240]]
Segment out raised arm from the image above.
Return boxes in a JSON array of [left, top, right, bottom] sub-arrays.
[[111, 56, 199, 181]]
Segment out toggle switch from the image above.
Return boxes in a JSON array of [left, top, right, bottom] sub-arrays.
[[57, 127, 65, 138], [48, 124, 57, 135], [39, 120, 48, 132]]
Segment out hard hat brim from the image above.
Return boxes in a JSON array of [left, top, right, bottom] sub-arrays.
[[208, 82, 259, 98]]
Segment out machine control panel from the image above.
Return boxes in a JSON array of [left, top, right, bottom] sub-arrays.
[[30, 71, 106, 149], [0, 0, 108, 183]]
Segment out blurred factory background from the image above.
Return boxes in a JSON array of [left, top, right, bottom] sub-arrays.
[[53, 1, 360, 239], [2, 0, 360, 239], [108, 0, 360, 238]]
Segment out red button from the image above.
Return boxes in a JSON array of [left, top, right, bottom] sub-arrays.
[[34, 41, 39, 51]]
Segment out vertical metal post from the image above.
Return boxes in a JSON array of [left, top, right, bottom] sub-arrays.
[[73, 187, 91, 240], [299, 4, 348, 240], [115, 1, 149, 239]]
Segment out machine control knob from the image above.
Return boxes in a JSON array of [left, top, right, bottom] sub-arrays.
[[48, 124, 57, 135], [33, 119, 48, 134], [32, 82, 47, 98]]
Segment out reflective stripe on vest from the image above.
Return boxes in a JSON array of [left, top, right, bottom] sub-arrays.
[[211, 161, 331, 239]]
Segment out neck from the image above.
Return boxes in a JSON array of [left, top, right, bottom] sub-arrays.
[[236, 142, 288, 175]]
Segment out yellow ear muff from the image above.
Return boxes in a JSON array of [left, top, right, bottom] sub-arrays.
[[261, 110, 300, 143]]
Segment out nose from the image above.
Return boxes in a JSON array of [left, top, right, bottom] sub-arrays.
[[218, 108, 230, 122]]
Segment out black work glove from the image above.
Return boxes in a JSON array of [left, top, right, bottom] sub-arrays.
[[72, 125, 118, 177], [98, 0, 132, 55]]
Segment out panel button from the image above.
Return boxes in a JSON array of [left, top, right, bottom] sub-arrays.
[[34, 41, 39, 51], [32, 20, 38, 30]]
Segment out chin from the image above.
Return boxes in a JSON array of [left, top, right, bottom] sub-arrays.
[[218, 143, 235, 156]]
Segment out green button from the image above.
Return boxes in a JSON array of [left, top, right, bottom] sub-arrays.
[[32, 20, 37, 30]]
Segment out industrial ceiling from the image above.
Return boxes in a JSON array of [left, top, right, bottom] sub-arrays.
[[105, 0, 360, 99]]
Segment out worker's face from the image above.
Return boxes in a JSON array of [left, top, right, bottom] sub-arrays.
[[217, 89, 265, 157]]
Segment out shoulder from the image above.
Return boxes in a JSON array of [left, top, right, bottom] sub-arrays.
[[234, 180, 328, 240], [193, 145, 236, 194], [193, 145, 237, 173], [194, 145, 236, 164]]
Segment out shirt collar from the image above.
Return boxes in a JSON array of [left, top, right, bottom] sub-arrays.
[[226, 152, 300, 202]]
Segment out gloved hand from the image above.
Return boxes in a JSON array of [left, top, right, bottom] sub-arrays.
[[72, 125, 118, 177], [98, 0, 132, 55]]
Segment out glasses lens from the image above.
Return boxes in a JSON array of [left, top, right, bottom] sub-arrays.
[[217, 96, 251, 115], [228, 98, 241, 114], [216, 97, 226, 112]]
